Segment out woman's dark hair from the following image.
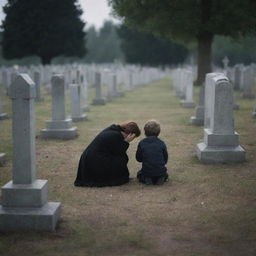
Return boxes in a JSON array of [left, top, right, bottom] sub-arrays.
[[119, 121, 141, 137], [144, 120, 160, 137]]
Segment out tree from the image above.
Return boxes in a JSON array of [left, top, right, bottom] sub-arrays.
[[118, 24, 188, 66], [84, 21, 123, 63], [109, 0, 256, 85], [212, 35, 256, 66], [2, 0, 86, 64]]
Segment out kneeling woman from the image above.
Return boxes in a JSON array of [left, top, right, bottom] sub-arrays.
[[74, 121, 141, 187]]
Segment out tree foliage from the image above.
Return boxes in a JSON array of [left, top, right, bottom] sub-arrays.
[[84, 21, 123, 63], [117, 24, 188, 66], [109, 0, 256, 84], [212, 35, 256, 66], [2, 0, 86, 64]]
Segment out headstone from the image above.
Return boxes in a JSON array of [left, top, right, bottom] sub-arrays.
[[92, 72, 106, 105], [41, 74, 78, 139], [241, 67, 255, 99], [196, 73, 246, 163], [112, 73, 124, 97], [190, 86, 205, 126], [0, 96, 8, 120], [222, 56, 229, 75], [0, 74, 61, 231], [181, 70, 195, 108], [0, 153, 6, 166], [34, 71, 44, 102], [80, 75, 90, 111], [233, 65, 243, 90], [70, 83, 87, 122]]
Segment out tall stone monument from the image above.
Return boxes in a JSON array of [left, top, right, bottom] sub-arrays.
[[34, 71, 44, 102], [0, 74, 61, 231], [181, 70, 195, 108], [196, 73, 246, 163], [92, 72, 106, 105], [41, 74, 78, 139], [70, 83, 87, 122]]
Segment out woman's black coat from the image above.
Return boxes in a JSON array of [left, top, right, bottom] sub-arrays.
[[74, 124, 130, 187]]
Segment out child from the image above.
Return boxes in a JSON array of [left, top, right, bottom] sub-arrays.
[[136, 120, 169, 185]]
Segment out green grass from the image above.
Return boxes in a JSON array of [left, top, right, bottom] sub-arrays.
[[0, 78, 256, 256]]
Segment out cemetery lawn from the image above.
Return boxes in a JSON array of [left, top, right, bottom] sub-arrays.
[[0, 79, 256, 256]]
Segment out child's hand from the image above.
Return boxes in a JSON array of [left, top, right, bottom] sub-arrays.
[[124, 133, 136, 143]]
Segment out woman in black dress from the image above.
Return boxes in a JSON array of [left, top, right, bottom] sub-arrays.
[[74, 121, 141, 187]]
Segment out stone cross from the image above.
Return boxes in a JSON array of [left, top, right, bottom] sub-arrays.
[[0, 73, 61, 231], [196, 73, 246, 163]]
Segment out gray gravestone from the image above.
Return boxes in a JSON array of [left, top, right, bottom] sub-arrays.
[[34, 71, 44, 102], [92, 72, 106, 105], [0, 74, 61, 231], [41, 74, 78, 139], [190, 85, 205, 126], [241, 67, 255, 99], [70, 83, 87, 122], [0, 152, 6, 166], [181, 70, 195, 108], [196, 73, 246, 163]]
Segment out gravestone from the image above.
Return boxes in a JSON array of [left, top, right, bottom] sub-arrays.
[[41, 74, 78, 139], [181, 70, 195, 108], [0, 96, 8, 120], [112, 73, 124, 97], [190, 86, 205, 126], [0, 152, 6, 166], [241, 67, 255, 99], [80, 75, 90, 112], [196, 73, 246, 163], [34, 71, 44, 102], [92, 72, 106, 105], [233, 65, 243, 90], [0, 74, 61, 231], [70, 83, 87, 122]]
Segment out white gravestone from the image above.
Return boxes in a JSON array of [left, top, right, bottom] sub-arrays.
[[196, 73, 246, 163], [41, 74, 78, 139], [70, 83, 87, 122], [181, 70, 195, 108], [0, 74, 61, 231], [92, 72, 106, 105], [34, 71, 44, 102]]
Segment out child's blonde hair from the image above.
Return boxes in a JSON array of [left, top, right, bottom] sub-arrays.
[[144, 120, 160, 137]]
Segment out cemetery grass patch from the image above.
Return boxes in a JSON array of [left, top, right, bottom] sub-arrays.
[[0, 78, 256, 256]]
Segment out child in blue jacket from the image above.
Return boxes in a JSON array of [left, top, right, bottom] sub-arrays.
[[136, 120, 169, 185]]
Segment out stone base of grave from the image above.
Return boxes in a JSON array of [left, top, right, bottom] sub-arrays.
[[92, 98, 106, 105], [196, 142, 246, 164], [176, 91, 185, 99], [1, 180, 48, 208], [117, 92, 125, 97], [233, 103, 240, 110], [82, 105, 90, 112], [0, 113, 8, 120], [242, 94, 255, 99], [0, 202, 61, 231], [35, 97, 44, 102], [0, 153, 6, 166], [181, 100, 195, 108], [72, 114, 88, 122], [41, 119, 78, 139], [190, 105, 204, 126]]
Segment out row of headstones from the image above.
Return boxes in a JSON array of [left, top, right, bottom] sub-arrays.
[[0, 65, 168, 231], [172, 70, 246, 164]]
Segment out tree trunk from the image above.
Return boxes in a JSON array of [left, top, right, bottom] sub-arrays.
[[196, 32, 213, 86]]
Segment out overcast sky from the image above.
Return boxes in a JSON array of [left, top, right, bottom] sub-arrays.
[[0, 0, 119, 29]]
